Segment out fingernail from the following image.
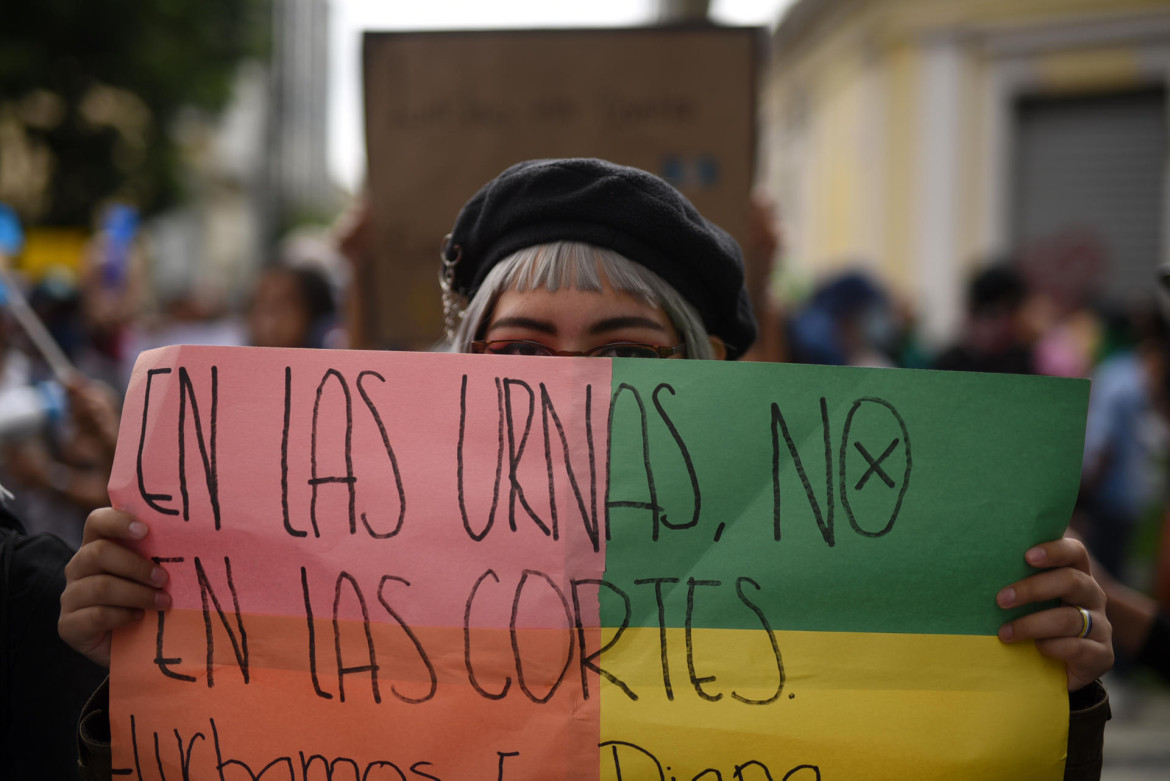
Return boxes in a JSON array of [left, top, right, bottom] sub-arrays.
[[149, 567, 168, 586], [999, 624, 1014, 642], [997, 587, 1016, 607], [128, 521, 148, 539], [1026, 547, 1046, 565], [154, 590, 172, 610]]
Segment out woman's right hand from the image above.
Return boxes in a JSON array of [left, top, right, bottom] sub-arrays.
[[59, 508, 171, 668]]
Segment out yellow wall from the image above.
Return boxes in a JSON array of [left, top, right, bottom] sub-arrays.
[[883, 41, 918, 290]]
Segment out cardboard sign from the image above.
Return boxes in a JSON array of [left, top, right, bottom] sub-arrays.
[[360, 27, 761, 349], [110, 347, 1086, 779]]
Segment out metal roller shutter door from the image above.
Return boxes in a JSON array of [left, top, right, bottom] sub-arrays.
[[1011, 86, 1166, 301]]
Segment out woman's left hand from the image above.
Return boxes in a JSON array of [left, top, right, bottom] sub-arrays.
[[996, 536, 1113, 692]]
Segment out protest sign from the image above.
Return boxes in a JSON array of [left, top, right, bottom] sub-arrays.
[[360, 27, 761, 350], [109, 346, 1086, 779]]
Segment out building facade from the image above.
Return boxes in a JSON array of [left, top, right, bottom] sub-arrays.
[[150, 0, 335, 304], [763, 0, 1170, 343]]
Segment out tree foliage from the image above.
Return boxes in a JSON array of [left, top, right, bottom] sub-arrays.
[[0, 0, 268, 226]]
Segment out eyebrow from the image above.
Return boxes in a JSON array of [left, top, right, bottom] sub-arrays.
[[485, 315, 668, 337], [588, 316, 668, 335], [485, 316, 557, 335]]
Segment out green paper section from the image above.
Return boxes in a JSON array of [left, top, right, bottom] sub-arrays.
[[603, 361, 1088, 636]]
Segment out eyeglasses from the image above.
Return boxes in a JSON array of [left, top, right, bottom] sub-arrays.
[[471, 339, 686, 359]]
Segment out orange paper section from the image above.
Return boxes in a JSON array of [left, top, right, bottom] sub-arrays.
[[112, 609, 602, 779]]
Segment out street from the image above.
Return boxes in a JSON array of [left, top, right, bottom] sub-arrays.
[[1102, 673, 1170, 780]]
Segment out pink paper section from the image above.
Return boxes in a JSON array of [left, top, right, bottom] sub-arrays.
[[110, 346, 611, 629]]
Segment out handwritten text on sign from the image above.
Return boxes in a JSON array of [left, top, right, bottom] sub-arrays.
[[109, 347, 1085, 780]]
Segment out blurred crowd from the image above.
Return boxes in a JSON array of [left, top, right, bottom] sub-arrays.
[[1, 191, 1168, 666], [0, 205, 344, 548], [0, 182, 1167, 778]]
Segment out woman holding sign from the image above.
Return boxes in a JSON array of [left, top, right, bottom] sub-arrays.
[[61, 159, 1112, 780]]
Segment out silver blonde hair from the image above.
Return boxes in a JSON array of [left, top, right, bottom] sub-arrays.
[[448, 242, 715, 359]]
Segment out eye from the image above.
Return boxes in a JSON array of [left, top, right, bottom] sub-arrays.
[[592, 343, 661, 359], [490, 340, 551, 357]]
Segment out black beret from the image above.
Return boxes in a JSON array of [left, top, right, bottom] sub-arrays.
[[443, 158, 757, 359]]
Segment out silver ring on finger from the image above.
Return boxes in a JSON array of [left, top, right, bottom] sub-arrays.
[[1074, 606, 1093, 639]]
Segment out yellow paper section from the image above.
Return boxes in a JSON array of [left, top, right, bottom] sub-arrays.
[[599, 628, 1068, 781]]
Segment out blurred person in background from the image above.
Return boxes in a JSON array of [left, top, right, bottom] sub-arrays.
[[1032, 299, 1102, 379], [741, 192, 788, 363], [132, 286, 242, 353], [1020, 229, 1107, 380], [1, 378, 121, 545], [246, 261, 339, 349], [934, 263, 1035, 374], [75, 209, 149, 393], [1077, 302, 1168, 583], [1091, 552, 1170, 682], [1071, 268, 1170, 685], [0, 378, 122, 548], [787, 269, 898, 367], [333, 191, 373, 349], [1156, 265, 1170, 609], [28, 271, 88, 371], [0, 282, 119, 546], [888, 294, 931, 369], [126, 231, 346, 358]]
